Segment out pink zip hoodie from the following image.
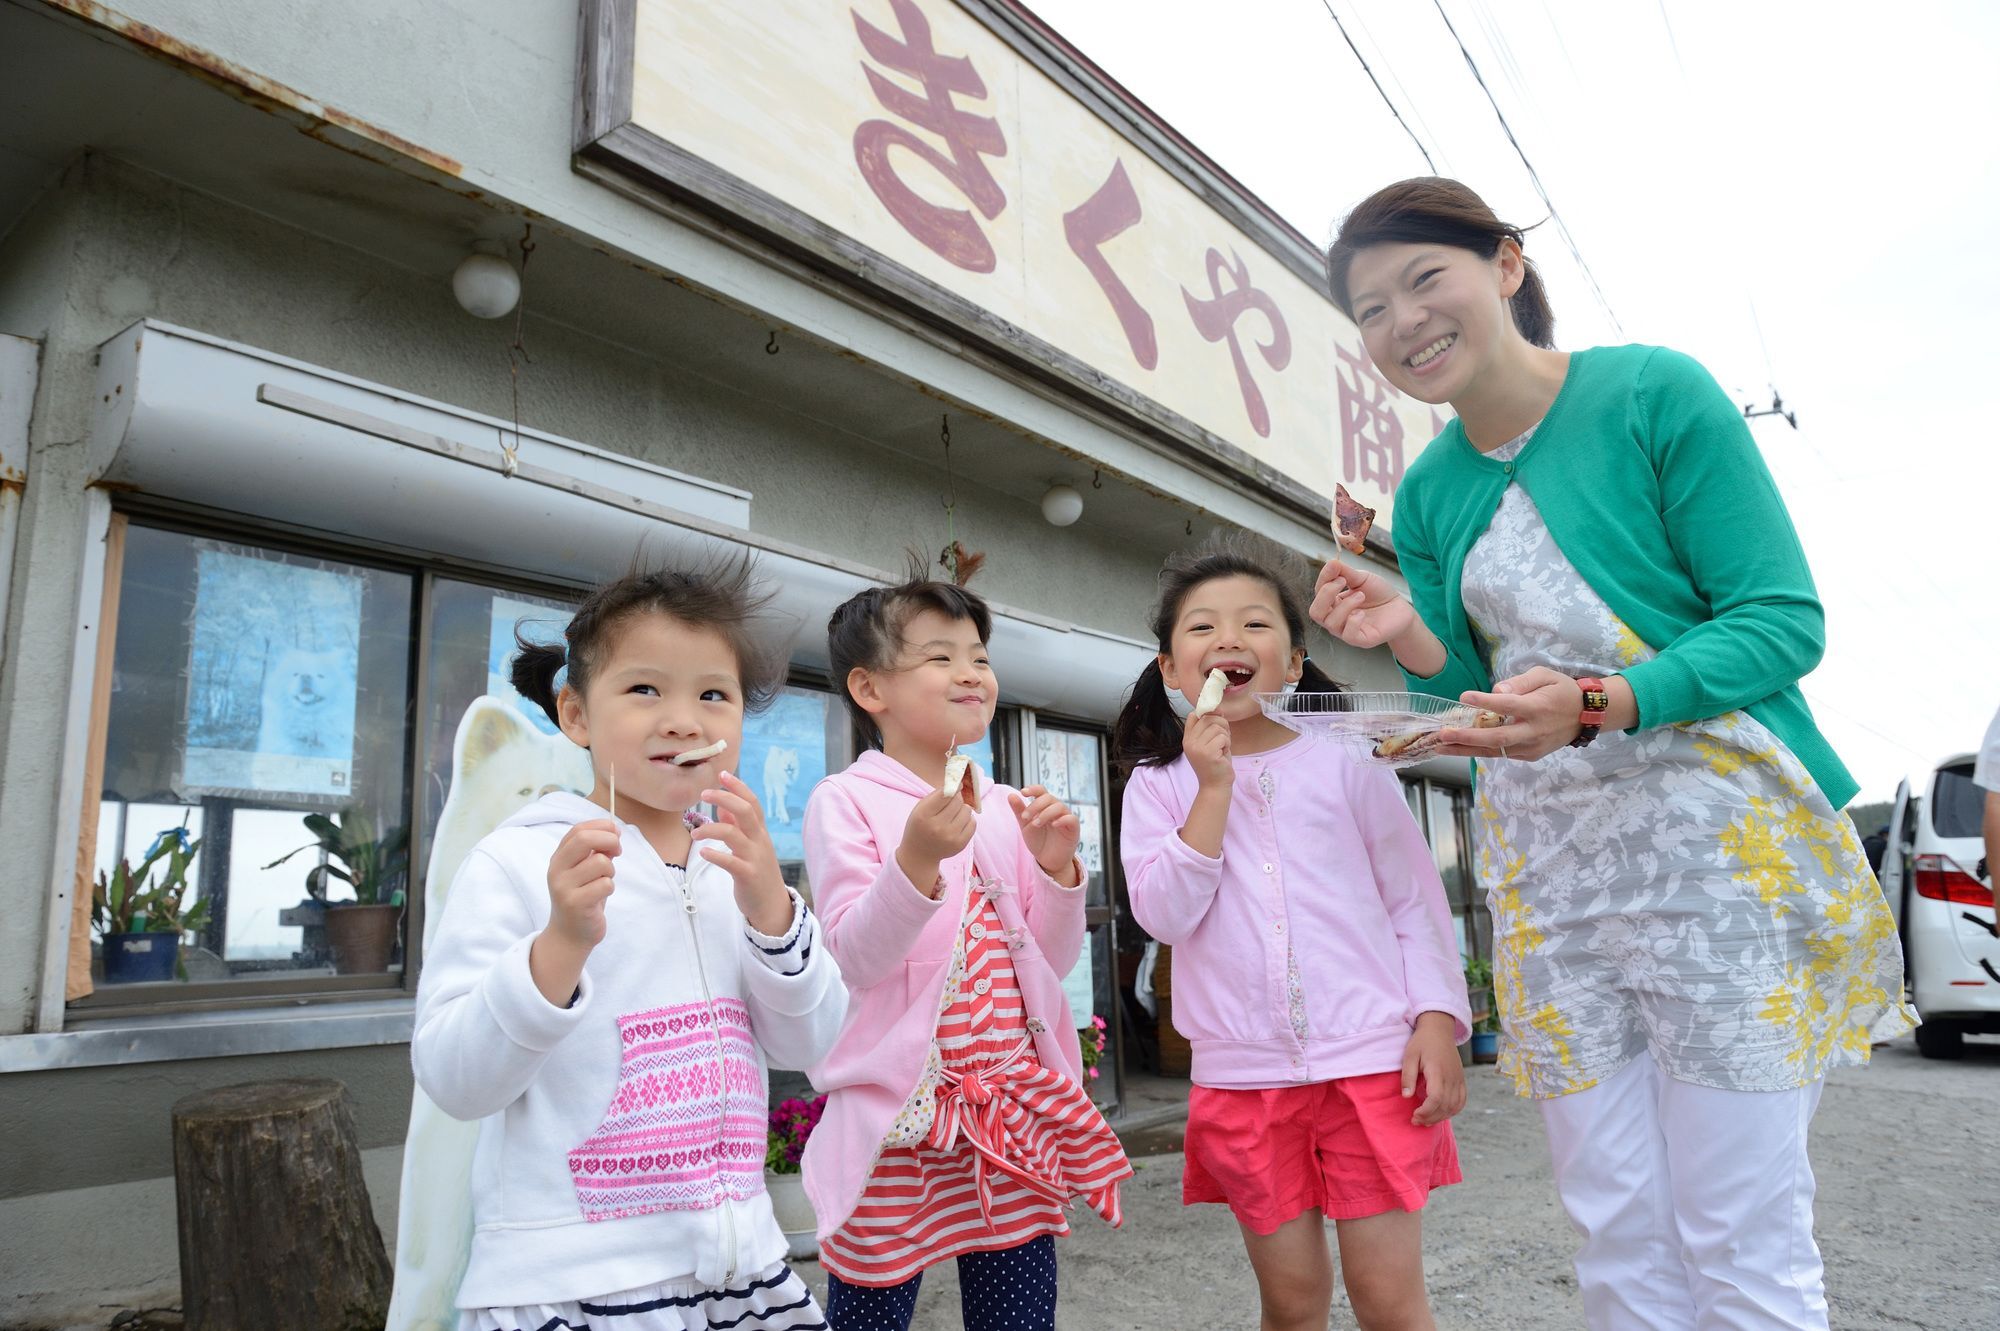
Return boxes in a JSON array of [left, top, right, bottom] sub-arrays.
[[1122, 736, 1471, 1090], [800, 750, 1088, 1239]]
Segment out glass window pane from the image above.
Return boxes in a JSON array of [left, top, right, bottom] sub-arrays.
[[1034, 724, 1109, 907], [420, 581, 593, 934], [95, 527, 412, 989], [1426, 784, 1469, 917], [740, 686, 840, 891]]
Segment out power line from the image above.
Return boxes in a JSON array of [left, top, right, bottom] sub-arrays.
[[1429, 0, 1624, 337], [1350, 3, 1456, 177], [1319, 0, 1435, 174]]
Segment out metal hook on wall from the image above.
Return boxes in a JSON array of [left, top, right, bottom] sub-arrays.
[[765, 331, 780, 355], [1091, 468, 1103, 490]]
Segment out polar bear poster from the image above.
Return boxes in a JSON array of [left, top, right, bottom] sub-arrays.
[[762, 745, 801, 825], [386, 697, 592, 1331]]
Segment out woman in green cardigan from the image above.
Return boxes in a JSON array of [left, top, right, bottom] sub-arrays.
[[1311, 178, 1911, 1331]]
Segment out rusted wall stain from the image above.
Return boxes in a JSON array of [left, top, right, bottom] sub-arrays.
[[41, 0, 464, 179]]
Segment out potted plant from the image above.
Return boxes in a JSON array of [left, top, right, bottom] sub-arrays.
[[92, 822, 212, 983], [765, 1095, 824, 1259], [265, 808, 408, 975], [1464, 958, 1500, 1063]]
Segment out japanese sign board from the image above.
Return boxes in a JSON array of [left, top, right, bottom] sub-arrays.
[[576, 0, 1447, 537]]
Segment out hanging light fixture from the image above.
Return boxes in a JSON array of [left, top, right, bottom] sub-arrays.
[[1040, 482, 1084, 527], [451, 244, 520, 319]]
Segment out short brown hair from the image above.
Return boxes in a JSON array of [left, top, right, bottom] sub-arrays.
[[827, 555, 994, 750]]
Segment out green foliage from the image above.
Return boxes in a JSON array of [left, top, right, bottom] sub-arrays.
[[1464, 957, 1499, 1035], [92, 820, 212, 938], [264, 807, 409, 907]]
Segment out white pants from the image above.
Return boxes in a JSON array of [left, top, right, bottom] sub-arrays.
[[1538, 1050, 1828, 1331]]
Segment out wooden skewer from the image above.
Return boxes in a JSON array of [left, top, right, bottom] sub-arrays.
[[608, 765, 616, 823]]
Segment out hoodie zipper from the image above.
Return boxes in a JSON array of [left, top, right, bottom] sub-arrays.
[[660, 843, 738, 1285]]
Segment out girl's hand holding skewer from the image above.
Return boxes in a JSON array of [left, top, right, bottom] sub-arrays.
[[693, 771, 794, 937], [531, 817, 621, 1007]]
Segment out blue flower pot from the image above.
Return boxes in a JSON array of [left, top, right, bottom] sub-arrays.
[[103, 931, 180, 983], [1469, 1031, 1500, 1063]]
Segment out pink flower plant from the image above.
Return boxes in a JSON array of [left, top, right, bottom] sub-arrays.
[[766, 1093, 826, 1175], [1079, 1012, 1109, 1080]]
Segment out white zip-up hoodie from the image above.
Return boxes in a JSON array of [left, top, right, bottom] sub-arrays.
[[412, 792, 847, 1307]]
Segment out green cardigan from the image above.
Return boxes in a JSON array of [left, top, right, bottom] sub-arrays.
[[1392, 343, 1857, 807]]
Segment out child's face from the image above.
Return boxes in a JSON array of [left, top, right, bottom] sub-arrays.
[[1345, 239, 1523, 406], [558, 614, 744, 815], [1158, 575, 1304, 722], [852, 608, 996, 756]]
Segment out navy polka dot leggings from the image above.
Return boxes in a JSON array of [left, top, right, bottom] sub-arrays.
[[824, 1234, 1057, 1331]]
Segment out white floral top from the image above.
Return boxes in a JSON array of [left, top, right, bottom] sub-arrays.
[[1462, 428, 1913, 1098]]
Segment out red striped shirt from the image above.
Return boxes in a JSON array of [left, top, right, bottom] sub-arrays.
[[819, 889, 1130, 1287]]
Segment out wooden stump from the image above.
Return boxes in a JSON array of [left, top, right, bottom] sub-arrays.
[[172, 1078, 391, 1331]]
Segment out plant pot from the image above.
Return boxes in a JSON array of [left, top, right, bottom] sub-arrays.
[[764, 1169, 818, 1260], [324, 903, 401, 974], [102, 930, 181, 984], [1470, 1031, 1500, 1064]]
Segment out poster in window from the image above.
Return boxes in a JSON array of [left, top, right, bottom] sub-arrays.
[[1065, 732, 1102, 804], [181, 544, 362, 800], [740, 689, 831, 862], [1062, 931, 1095, 1024], [488, 593, 572, 735], [1036, 727, 1069, 799], [1074, 803, 1104, 874]]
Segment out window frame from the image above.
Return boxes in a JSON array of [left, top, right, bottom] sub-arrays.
[[67, 500, 596, 1021]]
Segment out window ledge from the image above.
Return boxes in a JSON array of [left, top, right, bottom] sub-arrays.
[[0, 999, 414, 1074]]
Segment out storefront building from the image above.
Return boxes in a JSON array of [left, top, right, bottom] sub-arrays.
[[0, 0, 1483, 1313]]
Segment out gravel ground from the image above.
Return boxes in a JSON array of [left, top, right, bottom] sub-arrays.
[[793, 1034, 2000, 1328]]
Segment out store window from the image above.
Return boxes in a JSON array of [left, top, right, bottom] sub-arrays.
[[1402, 776, 1487, 961], [1030, 720, 1119, 1109], [89, 524, 413, 1000], [740, 684, 848, 896]]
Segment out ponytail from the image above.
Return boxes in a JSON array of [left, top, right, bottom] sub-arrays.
[[1509, 260, 1556, 350], [1111, 659, 1183, 775], [510, 636, 566, 727], [1296, 657, 1343, 696]]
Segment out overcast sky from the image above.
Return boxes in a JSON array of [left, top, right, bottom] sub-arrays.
[[1025, 0, 1998, 803]]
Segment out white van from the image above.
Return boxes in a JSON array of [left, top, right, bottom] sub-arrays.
[[1878, 752, 1998, 1057]]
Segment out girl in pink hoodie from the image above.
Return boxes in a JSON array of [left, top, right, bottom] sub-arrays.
[[801, 563, 1130, 1331], [1114, 541, 1471, 1331]]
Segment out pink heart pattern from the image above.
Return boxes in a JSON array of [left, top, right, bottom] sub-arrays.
[[567, 999, 767, 1220]]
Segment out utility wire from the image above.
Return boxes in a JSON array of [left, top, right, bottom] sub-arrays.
[[1351, 3, 1456, 176], [1320, 0, 1436, 173], [1430, 0, 1624, 337]]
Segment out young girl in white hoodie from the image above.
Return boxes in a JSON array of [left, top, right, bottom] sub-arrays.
[[412, 554, 848, 1331]]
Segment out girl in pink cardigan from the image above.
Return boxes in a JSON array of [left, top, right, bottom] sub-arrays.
[[1113, 541, 1471, 1331], [801, 565, 1130, 1330]]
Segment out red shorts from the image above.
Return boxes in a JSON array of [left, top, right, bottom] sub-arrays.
[[1182, 1072, 1461, 1233]]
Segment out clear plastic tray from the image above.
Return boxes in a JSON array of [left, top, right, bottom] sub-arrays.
[[1256, 691, 1505, 768]]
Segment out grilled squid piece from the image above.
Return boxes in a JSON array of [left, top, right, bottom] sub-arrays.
[[940, 747, 980, 807], [1191, 668, 1229, 719], [671, 738, 729, 766]]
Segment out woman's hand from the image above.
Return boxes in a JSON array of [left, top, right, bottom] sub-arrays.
[[1402, 1011, 1467, 1127], [1309, 558, 1416, 650], [1435, 666, 1583, 760], [1182, 710, 1234, 792], [693, 771, 794, 936], [1010, 785, 1082, 886]]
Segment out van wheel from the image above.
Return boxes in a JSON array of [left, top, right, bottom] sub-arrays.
[[1914, 1020, 1964, 1059]]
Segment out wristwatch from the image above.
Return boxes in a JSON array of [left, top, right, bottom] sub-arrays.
[[1570, 676, 1609, 748]]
